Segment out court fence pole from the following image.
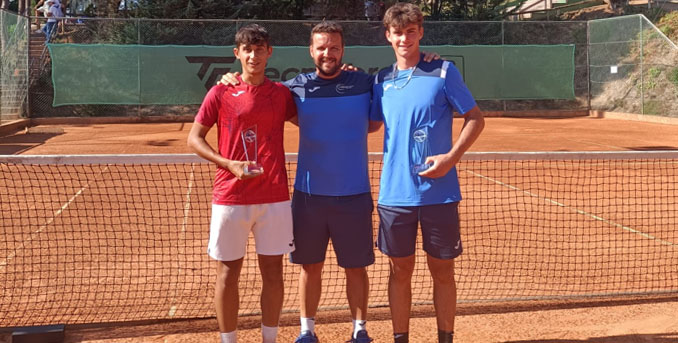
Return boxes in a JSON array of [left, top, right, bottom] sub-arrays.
[[639, 15, 644, 115]]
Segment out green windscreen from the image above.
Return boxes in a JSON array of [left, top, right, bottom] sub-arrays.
[[48, 44, 575, 106]]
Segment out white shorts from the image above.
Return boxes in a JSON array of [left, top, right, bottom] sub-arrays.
[[207, 200, 294, 261]]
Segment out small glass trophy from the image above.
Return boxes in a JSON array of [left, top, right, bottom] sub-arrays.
[[411, 126, 433, 174], [241, 125, 263, 176]]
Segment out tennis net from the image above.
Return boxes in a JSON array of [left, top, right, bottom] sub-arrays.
[[1, 151, 677, 327]]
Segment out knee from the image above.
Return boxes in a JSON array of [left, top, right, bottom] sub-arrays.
[[261, 266, 283, 284], [430, 269, 455, 285], [389, 260, 415, 282], [259, 258, 284, 283], [427, 260, 455, 285], [216, 267, 240, 289], [345, 267, 368, 280], [302, 262, 324, 277]]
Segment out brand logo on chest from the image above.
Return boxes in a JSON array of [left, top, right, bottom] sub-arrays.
[[335, 84, 354, 94]]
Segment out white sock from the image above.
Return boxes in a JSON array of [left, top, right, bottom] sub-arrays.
[[220, 331, 236, 343], [353, 319, 367, 338], [261, 324, 278, 343], [300, 317, 315, 334]]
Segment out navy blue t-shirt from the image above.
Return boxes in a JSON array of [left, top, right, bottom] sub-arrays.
[[285, 71, 373, 196]]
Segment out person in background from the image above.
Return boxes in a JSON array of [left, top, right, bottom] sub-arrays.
[[364, 0, 378, 21], [33, 0, 48, 26], [42, 0, 62, 41]]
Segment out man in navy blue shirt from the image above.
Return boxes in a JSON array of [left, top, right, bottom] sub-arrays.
[[284, 22, 379, 343]]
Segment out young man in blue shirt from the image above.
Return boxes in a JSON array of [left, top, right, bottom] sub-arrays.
[[370, 3, 485, 343]]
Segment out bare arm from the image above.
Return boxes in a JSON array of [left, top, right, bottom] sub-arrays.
[[187, 121, 260, 180], [368, 120, 382, 133], [419, 106, 484, 178]]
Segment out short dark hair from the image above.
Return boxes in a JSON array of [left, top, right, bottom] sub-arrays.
[[310, 21, 344, 46], [235, 24, 270, 47], [383, 2, 423, 30]]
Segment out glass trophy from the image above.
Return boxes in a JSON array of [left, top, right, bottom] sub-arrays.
[[411, 126, 433, 174], [241, 125, 263, 176]]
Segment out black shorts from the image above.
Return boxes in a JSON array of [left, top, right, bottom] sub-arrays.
[[289, 190, 375, 268], [377, 202, 462, 259]]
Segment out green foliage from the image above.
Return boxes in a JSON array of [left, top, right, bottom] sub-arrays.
[[7, 0, 18, 11], [648, 67, 661, 79], [111, 0, 316, 19], [237, 0, 309, 19], [669, 67, 678, 87], [643, 100, 662, 115], [645, 78, 656, 90], [656, 11, 678, 42], [419, 0, 530, 21], [117, 0, 244, 19]]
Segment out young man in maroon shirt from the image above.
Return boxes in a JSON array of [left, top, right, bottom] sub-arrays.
[[187, 24, 297, 343]]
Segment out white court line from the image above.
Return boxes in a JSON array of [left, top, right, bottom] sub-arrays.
[[0, 166, 109, 272], [181, 165, 195, 233], [169, 163, 195, 318], [463, 169, 677, 248]]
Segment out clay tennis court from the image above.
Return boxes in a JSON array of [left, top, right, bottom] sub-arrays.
[[1, 115, 678, 342]]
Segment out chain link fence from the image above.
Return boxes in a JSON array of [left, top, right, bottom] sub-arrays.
[[28, 17, 590, 118], [589, 14, 678, 117], [17, 14, 678, 119], [0, 10, 29, 124]]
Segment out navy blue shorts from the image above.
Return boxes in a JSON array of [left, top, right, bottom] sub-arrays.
[[290, 190, 375, 268], [377, 202, 462, 259]]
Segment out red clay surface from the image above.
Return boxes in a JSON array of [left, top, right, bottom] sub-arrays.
[[1, 116, 678, 343], [3, 116, 678, 155]]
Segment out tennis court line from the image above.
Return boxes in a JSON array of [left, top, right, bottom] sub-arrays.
[[0, 167, 108, 272], [181, 165, 195, 233], [463, 169, 677, 248], [169, 163, 196, 318]]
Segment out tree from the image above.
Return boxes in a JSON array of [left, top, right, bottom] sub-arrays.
[[110, 0, 318, 19], [418, 0, 527, 21], [239, 0, 309, 19]]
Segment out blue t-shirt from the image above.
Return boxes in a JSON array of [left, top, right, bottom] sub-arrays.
[[370, 59, 477, 206], [285, 71, 373, 196]]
